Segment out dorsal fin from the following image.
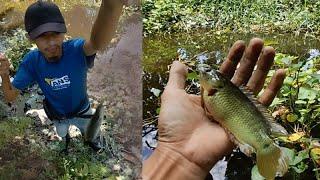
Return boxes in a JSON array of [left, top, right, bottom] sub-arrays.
[[239, 86, 273, 118], [239, 86, 288, 136]]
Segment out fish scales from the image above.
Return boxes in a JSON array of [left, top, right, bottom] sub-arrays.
[[199, 65, 289, 179]]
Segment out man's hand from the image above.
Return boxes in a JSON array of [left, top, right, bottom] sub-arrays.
[[143, 38, 286, 179], [0, 53, 19, 103], [0, 53, 10, 76], [84, 0, 124, 55]]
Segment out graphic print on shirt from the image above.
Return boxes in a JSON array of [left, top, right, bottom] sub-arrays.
[[45, 75, 71, 90]]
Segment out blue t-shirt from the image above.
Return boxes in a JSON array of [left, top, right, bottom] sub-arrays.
[[12, 38, 95, 116]]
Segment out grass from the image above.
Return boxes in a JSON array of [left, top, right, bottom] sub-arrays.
[[0, 117, 33, 147], [0, 116, 124, 179]]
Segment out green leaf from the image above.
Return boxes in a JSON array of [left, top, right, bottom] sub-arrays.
[[187, 72, 198, 80], [298, 86, 318, 100], [156, 107, 161, 115], [270, 97, 285, 107], [310, 74, 320, 81], [264, 39, 279, 46], [292, 162, 308, 173], [292, 150, 309, 166], [282, 147, 295, 165], [287, 113, 298, 122], [267, 70, 275, 77], [251, 165, 265, 180], [295, 100, 307, 104]]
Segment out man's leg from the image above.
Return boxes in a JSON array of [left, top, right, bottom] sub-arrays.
[[52, 119, 70, 154], [70, 108, 104, 151], [52, 120, 70, 138]]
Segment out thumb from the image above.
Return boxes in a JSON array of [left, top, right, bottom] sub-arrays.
[[166, 61, 188, 90]]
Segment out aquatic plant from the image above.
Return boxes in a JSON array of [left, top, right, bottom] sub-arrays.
[[143, 0, 320, 36]]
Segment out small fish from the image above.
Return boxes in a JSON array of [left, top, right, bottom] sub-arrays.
[[198, 64, 289, 180], [85, 103, 104, 142]]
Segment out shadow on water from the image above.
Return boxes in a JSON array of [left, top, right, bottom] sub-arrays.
[[143, 30, 320, 179]]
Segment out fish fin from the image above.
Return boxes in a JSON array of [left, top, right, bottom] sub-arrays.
[[269, 122, 288, 137], [239, 86, 273, 119], [276, 147, 291, 177], [239, 86, 288, 136], [256, 143, 289, 179], [224, 130, 255, 157], [239, 143, 255, 157]]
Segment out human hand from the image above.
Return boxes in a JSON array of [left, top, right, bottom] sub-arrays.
[[155, 38, 286, 177], [0, 53, 10, 76]]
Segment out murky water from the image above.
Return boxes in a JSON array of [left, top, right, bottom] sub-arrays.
[[142, 31, 320, 179]]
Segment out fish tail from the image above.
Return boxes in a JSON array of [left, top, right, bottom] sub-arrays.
[[256, 144, 289, 179]]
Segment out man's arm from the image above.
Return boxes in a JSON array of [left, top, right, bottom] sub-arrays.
[[0, 55, 19, 103], [83, 0, 124, 55]]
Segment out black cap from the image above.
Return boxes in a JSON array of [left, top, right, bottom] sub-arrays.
[[24, 1, 67, 40]]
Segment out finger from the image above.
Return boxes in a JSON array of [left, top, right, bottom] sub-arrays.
[[246, 46, 275, 94], [166, 61, 188, 90], [258, 69, 286, 106], [231, 38, 264, 86], [219, 40, 245, 79]]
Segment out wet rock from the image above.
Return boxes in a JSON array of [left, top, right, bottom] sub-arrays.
[[26, 109, 51, 126], [69, 125, 82, 138]]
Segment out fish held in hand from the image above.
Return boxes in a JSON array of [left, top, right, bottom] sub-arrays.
[[198, 64, 289, 179], [85, 104, 104, 142]]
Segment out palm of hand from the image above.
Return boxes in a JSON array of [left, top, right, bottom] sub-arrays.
[[158, 88, 232, 170]]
